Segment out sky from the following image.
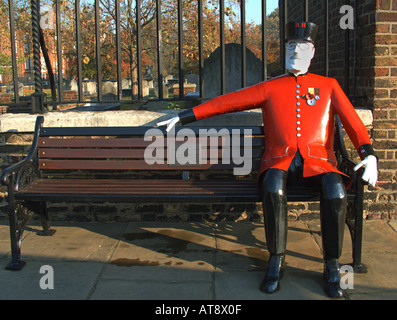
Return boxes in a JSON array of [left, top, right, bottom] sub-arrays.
[[246, 0, 278, 23]]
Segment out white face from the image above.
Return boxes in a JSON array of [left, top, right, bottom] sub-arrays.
[[285, 41, 315, 75]]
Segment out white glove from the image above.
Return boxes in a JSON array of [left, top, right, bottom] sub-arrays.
[[157, 116, 180, 132], [354, 155, 378, 187]]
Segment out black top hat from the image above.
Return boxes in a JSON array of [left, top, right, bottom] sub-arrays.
[[285, 21, 319, 43]]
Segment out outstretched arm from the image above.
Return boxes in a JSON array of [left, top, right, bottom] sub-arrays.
[[158, 82, 266, 130]]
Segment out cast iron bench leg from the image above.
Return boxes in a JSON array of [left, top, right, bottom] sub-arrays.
[[346, 177, 367, 274], [6, 198, 26, 271]]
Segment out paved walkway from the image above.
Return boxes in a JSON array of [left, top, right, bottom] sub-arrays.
[[0, 219, 396, 300]]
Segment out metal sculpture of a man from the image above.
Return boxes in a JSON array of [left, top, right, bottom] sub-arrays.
[[158, 21, 377, 298]]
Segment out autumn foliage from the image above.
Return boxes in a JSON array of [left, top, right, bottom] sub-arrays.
[[0, 0, 280, 87]]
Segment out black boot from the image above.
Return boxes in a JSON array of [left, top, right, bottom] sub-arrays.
[[323, 259, 344, 298], [260, 169, 288, 294], [319, 173, 346, 298], [260, 254, 285, 293]]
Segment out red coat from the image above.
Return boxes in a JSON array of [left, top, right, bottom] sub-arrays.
[[184, 73, 372, 180]]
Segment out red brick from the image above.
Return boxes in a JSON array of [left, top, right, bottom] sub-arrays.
[[374, 109, 388, 119], [374, 67, 390, 76], [374, 120, 397, 129], [377, 0, 391, 9], [374, 88, 389, 98], [375, 46, 390, 56], [374, 100, 397, 109], [376, 23, 391, 33], [375, 78, 397, 88], [376, 34, 397, 44], [377, 12, 397, 22], [375, 56, 397, 66]]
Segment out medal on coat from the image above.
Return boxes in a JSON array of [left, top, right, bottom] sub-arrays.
[[303, 88, 320, 106]]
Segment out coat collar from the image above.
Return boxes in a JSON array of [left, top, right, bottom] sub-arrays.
[[287, 70, 309, 77]]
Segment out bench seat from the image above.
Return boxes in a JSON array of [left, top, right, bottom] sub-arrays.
[[16, 179, 260, 202]]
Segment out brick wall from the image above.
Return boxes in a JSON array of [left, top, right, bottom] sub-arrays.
[[286, 0, 397, 219], [371, 0, 397, 218]]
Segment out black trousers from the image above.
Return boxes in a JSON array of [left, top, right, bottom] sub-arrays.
[[260, 151, 347, 260]]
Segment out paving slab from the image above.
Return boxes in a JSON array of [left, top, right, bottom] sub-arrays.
[[0, 259, 103, 300], [91, 277, 214, 300], [214, 269, 329, 300], [108, 222, 216, 275]]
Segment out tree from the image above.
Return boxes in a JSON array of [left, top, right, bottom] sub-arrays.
[[2, 0, 281, 97], [0, 0, 34, 82]]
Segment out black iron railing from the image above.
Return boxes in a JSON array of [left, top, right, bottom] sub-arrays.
[[2, 0, 346, 113]]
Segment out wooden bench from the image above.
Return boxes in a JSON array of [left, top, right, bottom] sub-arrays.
[[1, 115, 367, 272]]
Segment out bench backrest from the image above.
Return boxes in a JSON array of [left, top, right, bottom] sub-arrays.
[[38, 126, 265, 175], [37, 117, 348, 179]]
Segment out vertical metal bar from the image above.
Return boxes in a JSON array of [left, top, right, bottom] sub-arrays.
[[352, 176, 365, 272], [198, 0, 204, 98], [344, 29, 350, 95], [220, 0, 225, 95], [280, 0, 288, 73], [56, 0, 63, 105], [95, 0, 102, 102], [75, 0, 83, 101], [31, 0, 42, 93], [5, 174, 25, 270], [352, 0, 358, 98], [324, 0, 329, 77], [116, 0, 122, 100], [177, 0, 184, 98], [8, 0, 19, 104], [39, 20, 56, 109], [261, 0, 267, 81], [31, 0, 48, 113], [241, 0, 246, 88], [304, 0, 309, 20], [136, 0, 143, 100], [156, 0, 163, 99]]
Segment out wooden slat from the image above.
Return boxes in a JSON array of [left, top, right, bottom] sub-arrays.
[[38, 148, 264, 160], [25, 179, 256, 186], [40, 126, 264, 137], [39, 137, 152, 148], [39, 148, 147, 159], [38, 159, 262, 170], [18, 179, 259, 195], [38, 136, 265, 148], [39, 148, 145, 159]]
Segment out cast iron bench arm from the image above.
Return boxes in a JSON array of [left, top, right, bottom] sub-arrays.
[[1, 116, 44, 186]]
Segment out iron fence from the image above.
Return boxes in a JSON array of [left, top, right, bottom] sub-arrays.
[[1, 0, 342, 113]]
